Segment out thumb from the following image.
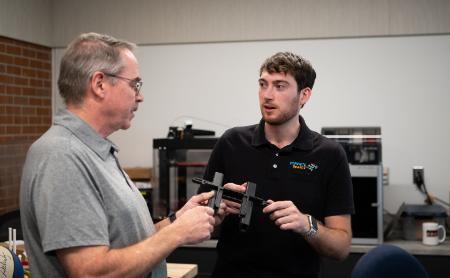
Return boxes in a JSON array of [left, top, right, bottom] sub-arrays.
[[193, 191, 215, 203]]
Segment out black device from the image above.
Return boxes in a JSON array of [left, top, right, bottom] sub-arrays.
[[192, 172, 268, 231], [167, 125, 215, 140]]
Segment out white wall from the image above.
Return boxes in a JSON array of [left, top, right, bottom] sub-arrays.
[[53, 34, 450, 212], [0, 0, 52, 46], [3, 0, 450, 47], [49, 0, 450, 47], [2, 0, 448, 215]]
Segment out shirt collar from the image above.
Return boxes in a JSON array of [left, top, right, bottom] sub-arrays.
[[53, 109, 117, 160], [251, 115, 314, 151]]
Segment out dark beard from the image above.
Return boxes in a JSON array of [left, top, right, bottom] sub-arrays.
[[262, 110, 299, 126]]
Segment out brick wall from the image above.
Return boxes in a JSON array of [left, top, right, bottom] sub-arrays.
[[0, 36, 52, 215]]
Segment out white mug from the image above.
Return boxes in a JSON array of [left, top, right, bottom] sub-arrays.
[[422, 222, 446, 245]]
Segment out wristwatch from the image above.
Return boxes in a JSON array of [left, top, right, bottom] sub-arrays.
[[168, 211, 177, 223], [303, 214, 318, 239]]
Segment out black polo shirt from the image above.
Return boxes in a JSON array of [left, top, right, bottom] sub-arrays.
[[200, 116, 354, 278]]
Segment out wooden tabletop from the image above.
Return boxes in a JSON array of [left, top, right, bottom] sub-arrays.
[[167, 263, 198, 278]]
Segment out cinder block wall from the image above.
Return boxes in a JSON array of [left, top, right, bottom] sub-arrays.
[[0, 36, 52, 215]]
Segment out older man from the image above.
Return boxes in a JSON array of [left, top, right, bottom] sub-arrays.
[[20, 33, 222, 278]]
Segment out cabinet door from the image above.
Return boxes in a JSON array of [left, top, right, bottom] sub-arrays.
[[349, 164, 382, 244], [352, 176, 378, 238]]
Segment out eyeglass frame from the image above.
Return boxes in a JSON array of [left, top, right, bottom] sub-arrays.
[[103, 72, 143, 95]]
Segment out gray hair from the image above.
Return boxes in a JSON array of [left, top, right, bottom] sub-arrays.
[[57, 32, 136, 105]]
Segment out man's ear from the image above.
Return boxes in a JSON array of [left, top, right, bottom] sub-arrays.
[[299, 87, 312, 107], [90, 71, 107, 99]]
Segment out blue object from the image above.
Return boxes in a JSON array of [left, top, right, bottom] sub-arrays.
[[352, 244, 429, 278], [0, 246, 24, 278]]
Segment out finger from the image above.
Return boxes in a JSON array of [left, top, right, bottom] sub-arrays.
[[217, 203, 227, 216], [263, 202, 279, 214], [223, 183, 247, 193], [227, 204, 241, 213], [273, 213, 294, 225], [262, 199, 274, 213], [269, 208, 291, 221], [192, 191, 215, 203], [271, 205, 300, 222], [209, 215, 216, 226], [263, 200, 292, 214], [223, 199, 241, 209], [204, 206, 214, 215], [279, 222, 295, 231], [225, 207, 241, 215], [214, 213, 225, 223]]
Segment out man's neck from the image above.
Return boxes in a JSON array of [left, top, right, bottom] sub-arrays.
[[264, 116, 300, 149], [67, 103, 112, 138]]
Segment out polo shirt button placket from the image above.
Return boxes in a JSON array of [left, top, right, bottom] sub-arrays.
[[273, 152, 279, 168], [269, 150, 281, 179]]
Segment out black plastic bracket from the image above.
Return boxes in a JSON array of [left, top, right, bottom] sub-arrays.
[[193, 172, 268, 231]]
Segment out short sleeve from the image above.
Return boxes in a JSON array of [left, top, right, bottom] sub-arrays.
[[31, 149, 109, 253]]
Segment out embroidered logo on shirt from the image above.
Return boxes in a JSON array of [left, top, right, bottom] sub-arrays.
[[289, 161, 319, 172]]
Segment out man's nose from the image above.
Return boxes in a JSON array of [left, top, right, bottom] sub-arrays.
[[262, 86, 275, 99], [136, 92, 144, 102]]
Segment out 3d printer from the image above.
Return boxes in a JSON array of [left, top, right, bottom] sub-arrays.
[[322, 126, 383, 244], [152, 125, 217, 220]]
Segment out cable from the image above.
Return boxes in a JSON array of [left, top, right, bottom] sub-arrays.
[[420, 182, 433, 205], [427, 191, 450, 207], [417, 181, 450, 207], [414, 171, 450, 207], [413, 169, 433, 205]]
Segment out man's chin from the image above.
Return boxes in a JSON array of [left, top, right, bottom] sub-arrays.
[[120, 120, 132, 130], [262, 113, 299, 126], [262, 116, 284, 126]]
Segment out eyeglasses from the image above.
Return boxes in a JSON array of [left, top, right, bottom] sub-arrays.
[[104, 72, 143, 95]]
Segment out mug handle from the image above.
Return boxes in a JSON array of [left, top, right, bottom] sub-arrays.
[[438, 225, 446, 243]]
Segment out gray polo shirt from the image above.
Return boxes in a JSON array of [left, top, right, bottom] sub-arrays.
[[20, 109, 166, 278]]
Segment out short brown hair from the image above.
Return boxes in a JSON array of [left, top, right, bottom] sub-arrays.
[[259, 52, 316, 91]]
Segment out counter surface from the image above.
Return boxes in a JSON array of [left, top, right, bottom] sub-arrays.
[[167, 263, 198, 278], [185, 239, 450, 256]]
